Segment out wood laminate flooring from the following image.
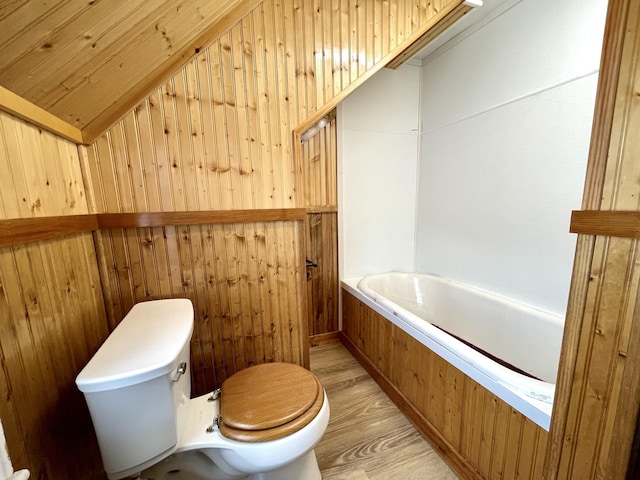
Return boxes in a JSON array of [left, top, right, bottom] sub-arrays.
[[311, 342, 459, 480]]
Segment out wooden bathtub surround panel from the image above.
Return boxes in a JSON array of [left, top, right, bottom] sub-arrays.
[[0, 85, 84, 144], [342, 289, 548, 480], [312, 342, 459, 479], [546, 1, 640, 479], [339, 333, 478, 480]]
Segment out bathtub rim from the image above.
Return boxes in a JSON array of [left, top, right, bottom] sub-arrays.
[[341, 278, 553, 431]]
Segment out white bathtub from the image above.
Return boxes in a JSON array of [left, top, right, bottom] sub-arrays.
[[344, 272, 564, 429]]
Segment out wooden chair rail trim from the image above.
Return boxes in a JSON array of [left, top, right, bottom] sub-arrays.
[[306, 206, 338, 214], [0, 208, 306, 248], [96, 209, 307, 228], [570, 210, 640, 238], [0, 86, 85, 144], [0, 215, 99, 248]]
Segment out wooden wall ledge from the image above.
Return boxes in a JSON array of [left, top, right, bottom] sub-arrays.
[[0, 208, 307, 249], [570, 210, 640, 238]]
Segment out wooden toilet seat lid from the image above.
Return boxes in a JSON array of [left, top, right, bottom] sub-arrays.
[[220, 362, 320, 431]]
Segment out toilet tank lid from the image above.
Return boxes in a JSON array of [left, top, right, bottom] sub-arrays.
[[76, 299, 194, 393]]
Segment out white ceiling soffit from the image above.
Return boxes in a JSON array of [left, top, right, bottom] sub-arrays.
[[411, 0, 523, 64]]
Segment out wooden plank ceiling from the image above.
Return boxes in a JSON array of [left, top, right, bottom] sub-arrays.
[[0, 0, 259, 140]]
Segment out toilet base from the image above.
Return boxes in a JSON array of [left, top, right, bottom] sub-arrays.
[[247, 450, 321, 480], [138, 449, 322, 480]]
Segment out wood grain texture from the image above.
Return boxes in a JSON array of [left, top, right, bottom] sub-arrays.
[[302, 113, 339, 338], [0, 215, 98, 248], [545, 1, 640, 478], [570, 210, 640, 238], [0, 234, 109, 480], [342, 290, 548, 480], [96, 209, 306, 228], [0, 0, 261, 136], [312, 341, 458, 480], [85, 0, 465, 212], [0, 111, 89, 219], [83, 0, 463, 396], [0, 109, 108, 479], [0, 210, 305, 248], [0, 85, 84, 143], [95, 221, 305, 395]]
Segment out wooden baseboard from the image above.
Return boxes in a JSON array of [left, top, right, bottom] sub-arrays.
[[339, 332, 482, 480], [309, 331, 341, 347]]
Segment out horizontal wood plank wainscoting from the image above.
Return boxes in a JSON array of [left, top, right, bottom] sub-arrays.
[[341, 291, 548, 480]]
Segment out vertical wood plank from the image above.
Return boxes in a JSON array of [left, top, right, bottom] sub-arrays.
[[342, 290, 547, 480]]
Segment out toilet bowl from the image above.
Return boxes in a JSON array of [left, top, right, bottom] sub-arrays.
[[76, 299, 329, 480]]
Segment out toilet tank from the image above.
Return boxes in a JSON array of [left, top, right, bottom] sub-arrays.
[[76, 299, 194, 479]]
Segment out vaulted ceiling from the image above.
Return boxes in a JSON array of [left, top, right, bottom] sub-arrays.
[[0, 0, 260, 141]]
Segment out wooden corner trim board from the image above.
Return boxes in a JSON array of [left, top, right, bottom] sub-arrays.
[[570, 210, 640, 238], [0, 208, 306, 248], [0, 86, 85, 144]]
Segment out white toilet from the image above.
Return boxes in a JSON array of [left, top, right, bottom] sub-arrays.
[[76, 299, 330, 480]]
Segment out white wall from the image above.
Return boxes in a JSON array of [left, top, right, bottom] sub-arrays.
[[339, 64, 421, 281], [416, 0, 608, 315]]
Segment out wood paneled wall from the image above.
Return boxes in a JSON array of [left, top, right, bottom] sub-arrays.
[[302, 113, 337, 209], [342, 290, 548, 480], [303, 114, 339, 338], [0, 112, 109, 478], [305, 212, 339, 337], [545, 1, 640, 478], [84, 0, 463, 212], [84, 0, 463, 394], [0, 0, 260, 137], [95, 221, 304, 395]]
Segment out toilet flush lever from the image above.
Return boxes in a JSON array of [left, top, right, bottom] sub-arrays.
[[173, 362, 187, 382]]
